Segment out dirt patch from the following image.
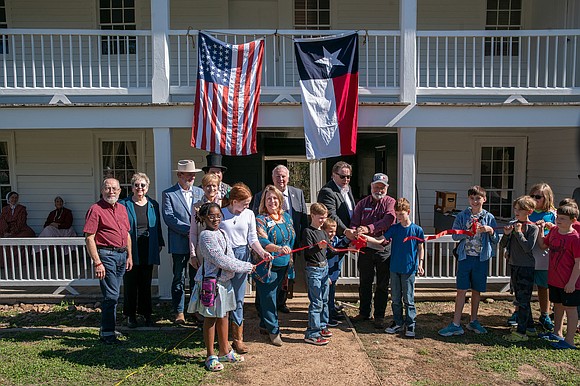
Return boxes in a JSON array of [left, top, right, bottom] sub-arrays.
[[202, 303, 381, 386]]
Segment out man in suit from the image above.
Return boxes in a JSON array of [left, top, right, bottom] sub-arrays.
[[162, 160, 204, 324], [252, 164, 308, 313], [317, 161, 357, 239]]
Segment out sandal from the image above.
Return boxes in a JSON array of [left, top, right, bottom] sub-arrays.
[[205, 355, 224, 372], [503, 331, 529, 342], [218, 349, 245, 363]]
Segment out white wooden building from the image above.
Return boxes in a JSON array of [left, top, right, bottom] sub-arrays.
[[0, 0, 578, 297]]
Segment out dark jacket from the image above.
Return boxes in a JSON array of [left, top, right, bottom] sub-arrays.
[[120, 196, 165, 265], [317, 180, 355, 236]]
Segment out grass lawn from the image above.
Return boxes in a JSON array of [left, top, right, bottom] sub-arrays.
[[0, 302, 209, 386]]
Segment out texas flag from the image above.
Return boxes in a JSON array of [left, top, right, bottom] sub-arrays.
[[294, 32, 359, 160]]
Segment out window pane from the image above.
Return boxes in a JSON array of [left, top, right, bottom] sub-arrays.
[[319, 0, 330, 9], [512, 0, 522, 9], [295, 10, 305, 25], [125, 0, 135, 7], [124, 9, 135, 23], [498, 11, 510, 25], [486, 11, 497, 25], [481, 161, 491, 174], [307, 0, 318, 9], [0, 171, 9, 184], [100, 10, 111, 23], [481, 147, 492, 160], [500, 204, 512, 218], [487, 0, 499, 10], [492, 175, 502, 188], [112, 9, 123, 23], [481, 176, 491, 188], [492, 161, 503, 174], [112, 0, 123, 8], [507, 161, 514, 174], [100, 0, 110, 8], [499, 0, 510, 9], [307, 11, 318, 25], [295, 0, 306, 9], [319, 11, 330, 25]]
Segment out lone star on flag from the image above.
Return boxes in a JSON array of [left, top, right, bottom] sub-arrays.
[[315, 47, 344, 76]]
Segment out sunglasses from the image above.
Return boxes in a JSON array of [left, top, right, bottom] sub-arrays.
[[134, 183, 147, 188], [337, 173, 352, 180], [530, 194, 543, 200]]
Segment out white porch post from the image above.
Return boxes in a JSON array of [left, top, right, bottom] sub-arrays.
[[398, 1, 417, 215], [154, 128, 173, 299], [151, 1, 172, 299], [397, 127, 417, 217], [400, 0, 417, 104], [151, 0, 170, 104]]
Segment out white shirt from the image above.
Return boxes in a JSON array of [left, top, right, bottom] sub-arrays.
[[334, 180, 354, 217], [220, 207, 259, 248], [180, 188, 193, 212], [283, 188, 292, 217]]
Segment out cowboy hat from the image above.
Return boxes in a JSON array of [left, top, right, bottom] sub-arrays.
[[173, 159, 202, 173], [202, 153, 228, 173]]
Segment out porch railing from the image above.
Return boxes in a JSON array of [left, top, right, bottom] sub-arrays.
[[0, 29, 152, 94], [417, 29, 580, 94], [337, 235, 509, 286], [0, 235, 507, 296], [168, 29, 401, 96], [0, 237, 157, 295]]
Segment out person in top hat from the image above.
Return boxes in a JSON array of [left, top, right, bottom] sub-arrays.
[[202, 153, 231, 200], [162, 160, 204, 324]]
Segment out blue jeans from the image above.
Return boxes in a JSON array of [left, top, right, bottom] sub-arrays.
[[98, 249, 127, 337], [328, 280, 338, 318], [390, 272, 416, 327], [230, 245, 251, 326], [256, 264, 288, 334], [305, 265, 329, 339], [171, 253, 196, 314]]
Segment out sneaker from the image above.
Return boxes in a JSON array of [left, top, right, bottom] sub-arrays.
[[331, 313, 346, 320], [525, 327, 537, 337], [327, 319, 339, 327], [304, 336, 329, 346], [351, 314, 371, 322], [550, 340, 577, 350], [99, 335, 121, 345], [320, 328, 333, 338], [385, 322, 403, 334], [438, 322, 464, 337], [539, 314, 554, 332], [506, 312, 518, 327], [503, 331, 529, 342], [538, 332, 564, 342], [405, 324, 416, 338], [466, 320, 488, 334]]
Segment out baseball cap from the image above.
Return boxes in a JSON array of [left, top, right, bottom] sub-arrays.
[[371, 173, 389, 186]]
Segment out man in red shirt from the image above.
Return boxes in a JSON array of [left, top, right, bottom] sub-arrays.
[[84, 178, 133, 344]]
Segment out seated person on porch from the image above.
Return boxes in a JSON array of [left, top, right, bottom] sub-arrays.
[[0, 191, 35, 238], [38, 196, 76, 238]]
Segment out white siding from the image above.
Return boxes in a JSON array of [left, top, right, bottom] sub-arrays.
[[228, 0, 279, 29], [9, 0, 96, 29], [171, 0, 229, 29], [169, 127, 208, 186], [335, 0, 397, 29], [526, 127, 580, 203], [418, 0, 485, 30]]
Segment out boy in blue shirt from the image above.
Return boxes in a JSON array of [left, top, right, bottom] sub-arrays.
[[365, 198, 425, 337], [439, 185, 499, 336], [322, 218, 350, 326]]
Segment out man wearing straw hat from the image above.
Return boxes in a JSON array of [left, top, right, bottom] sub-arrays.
[[162, 160, 204, 324]]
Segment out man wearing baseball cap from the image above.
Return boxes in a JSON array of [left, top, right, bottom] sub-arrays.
[[162, 160, 204, 324], [350, 173, 396, 329]]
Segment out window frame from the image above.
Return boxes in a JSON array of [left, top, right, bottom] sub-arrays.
[[484, 0, 522, 57], [0, 0, 8, 55], [474, 136, 527, 221], [294, 0, 331, 30], [0, 132, 16, 208], [95, 131, 144, 201], [98, 0, 137, 56]]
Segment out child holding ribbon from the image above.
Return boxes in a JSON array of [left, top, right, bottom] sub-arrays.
[[187, 202, 255, 372]]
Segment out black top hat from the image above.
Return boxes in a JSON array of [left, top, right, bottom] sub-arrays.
[[202, 153, 228, 173]]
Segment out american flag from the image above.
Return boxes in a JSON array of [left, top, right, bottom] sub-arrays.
[[191, 32, 264, 156]]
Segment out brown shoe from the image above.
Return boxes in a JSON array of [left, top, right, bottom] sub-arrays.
[[231, 322, 249, 354], [351, 314, 372, 322], [269, 333, 283, 347], [174, 313, 186, 325], [374, 317, 385, 329]]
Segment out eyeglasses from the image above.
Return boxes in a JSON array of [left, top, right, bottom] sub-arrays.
[[134, 183, 147, 188], [205, 215, 221, 220], [337, 174, 352, 180], [531, 194, 544, 200]]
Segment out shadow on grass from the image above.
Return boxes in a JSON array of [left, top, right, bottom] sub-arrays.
[[1, 328, 206, 371]]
